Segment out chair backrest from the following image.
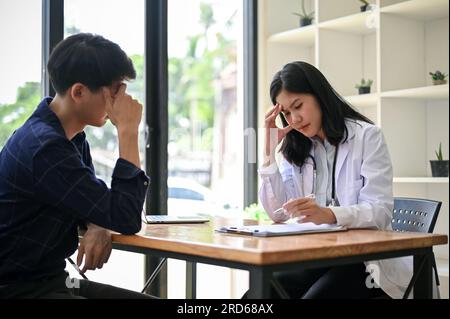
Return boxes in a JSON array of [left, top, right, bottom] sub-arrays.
[[392, 197, 442, 234]]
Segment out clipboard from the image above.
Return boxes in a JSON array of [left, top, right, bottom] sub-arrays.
[[216, 222, 347, 237]]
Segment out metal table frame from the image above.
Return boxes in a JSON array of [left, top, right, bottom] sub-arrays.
[[112, 243, 434, 299]]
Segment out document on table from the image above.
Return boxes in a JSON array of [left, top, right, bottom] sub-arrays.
[[216, 222, 347, 237]]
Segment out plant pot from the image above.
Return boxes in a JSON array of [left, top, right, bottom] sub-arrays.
[[432, 79, 447, 85], [300, 17, 313, 27], [358, 87, 371, 95], [360, 4, 369, 12], [430, 160, 449, 177]]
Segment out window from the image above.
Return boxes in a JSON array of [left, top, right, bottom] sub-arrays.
[[167, 0, 244, 299], [63, 0, 146, 292], [168, 0, 243, 216], [1, 0, 256, 299], [0, 0, 42, 148], [169, 187, 205, 201], [64, 0, 146, 185]]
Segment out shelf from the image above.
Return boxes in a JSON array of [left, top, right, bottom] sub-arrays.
[[320, 11, 377, 35], [263, 0, 449, 203], [393, 177, 449, 183], [268, 11, 378, 45], [345, 93, 378, 108], [268, 25, 316, 46], [381, 84, 449, 100], [381, 0, 449, 21]]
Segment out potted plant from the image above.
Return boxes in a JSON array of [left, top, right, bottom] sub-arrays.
[[430, 143, 449, 177], [355, 78, 373, 94], [244, 203, 270, 221], [429, 70, 448, 85], [293, 0, 314, 27], [359, 0, 371, 12]]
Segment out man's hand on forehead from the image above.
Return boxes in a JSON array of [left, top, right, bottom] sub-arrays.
[[110, 82, 125, 96]]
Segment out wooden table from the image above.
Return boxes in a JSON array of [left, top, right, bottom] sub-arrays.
[[111, 216, 447, 299]]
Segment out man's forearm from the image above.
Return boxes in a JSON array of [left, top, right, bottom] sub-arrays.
[[118, 129, 140, 168]]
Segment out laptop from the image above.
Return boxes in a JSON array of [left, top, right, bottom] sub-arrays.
[[144, 215, 210, 224]]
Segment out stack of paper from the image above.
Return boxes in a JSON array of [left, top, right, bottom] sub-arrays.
[[217, 222, 346, 237]]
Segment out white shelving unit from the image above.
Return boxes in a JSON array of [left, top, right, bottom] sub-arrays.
[[393, 177, 449, 184], [381, 84, 449, 99], [258, 0, 449, 298], [345, 93, 379, 107], [319, 10, 376, 35], [268, 24, 316, 44]]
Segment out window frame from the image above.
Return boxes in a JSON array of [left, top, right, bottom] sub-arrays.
[[41, 0, 258, 298]]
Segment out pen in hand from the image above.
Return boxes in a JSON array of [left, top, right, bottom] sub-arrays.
[[67, 257, 89, 280], [273, 194, 315, 220]]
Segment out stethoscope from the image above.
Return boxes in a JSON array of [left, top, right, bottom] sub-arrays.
[[273, 144, 339, 219], [302, 145, 339, 207]]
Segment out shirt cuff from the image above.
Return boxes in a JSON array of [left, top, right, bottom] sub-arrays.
[[112, 158, 148, 181], [258, 162, 279, 176], [330, 206, 353, 227], [111, 158, 149, 201]]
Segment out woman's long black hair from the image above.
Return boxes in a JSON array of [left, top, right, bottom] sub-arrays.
[[270, 61, 373, 167]]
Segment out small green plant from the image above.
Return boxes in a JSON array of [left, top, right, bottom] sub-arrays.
[[358, 0, 373, 12], [435, 143, 444, 161], [429, 70, 448, 81], [430, 142, 448, 177], [292, 0, 314, 20], [243, 203, 270, 221], [355, 78, 373, 89]]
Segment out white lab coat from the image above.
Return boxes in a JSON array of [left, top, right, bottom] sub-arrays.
[[258, 120, 416, 299]]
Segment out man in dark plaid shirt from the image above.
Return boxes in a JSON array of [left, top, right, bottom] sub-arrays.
[[0, 33, 152, 298]]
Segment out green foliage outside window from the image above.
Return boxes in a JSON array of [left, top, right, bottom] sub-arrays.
[[0, 2, 235, 157]]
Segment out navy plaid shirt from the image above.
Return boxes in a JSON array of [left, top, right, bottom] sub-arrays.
[[0, 97, 149, 284]]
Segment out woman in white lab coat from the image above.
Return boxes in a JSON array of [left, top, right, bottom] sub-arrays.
[[259, 61, 412, 299]]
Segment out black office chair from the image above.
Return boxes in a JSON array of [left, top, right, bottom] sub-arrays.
[[271, 197, 443, 299], [391, 197, 442, 299]]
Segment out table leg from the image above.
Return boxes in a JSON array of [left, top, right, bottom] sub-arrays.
[[414, 252, 433, 299], [248, 266, 271, 298], [186, 261, 197, 299]]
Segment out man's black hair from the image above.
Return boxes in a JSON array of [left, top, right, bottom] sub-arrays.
[[47, 33, 136, 95]]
